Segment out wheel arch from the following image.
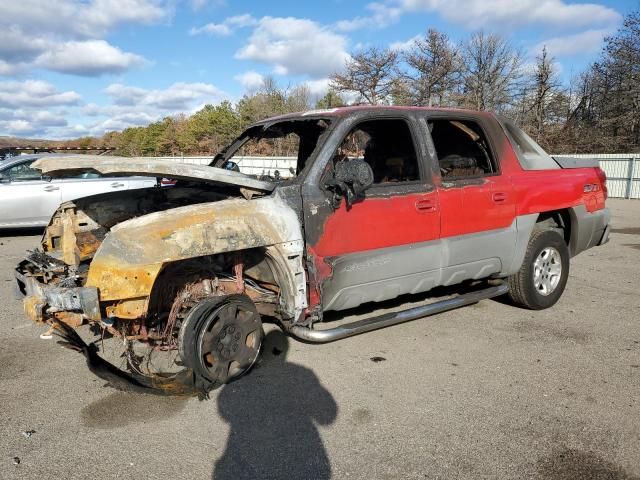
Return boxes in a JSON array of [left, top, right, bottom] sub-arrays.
[[506, 208, 572, 277]]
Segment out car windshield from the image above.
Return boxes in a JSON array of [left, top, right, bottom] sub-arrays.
[[218, 119, 331, 180]]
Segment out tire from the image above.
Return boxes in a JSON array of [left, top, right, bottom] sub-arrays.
[[507, 229, 570, 310], [178, 294, 263, 393]]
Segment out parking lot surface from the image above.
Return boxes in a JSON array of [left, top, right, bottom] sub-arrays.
[[1, 199, 638, 480]]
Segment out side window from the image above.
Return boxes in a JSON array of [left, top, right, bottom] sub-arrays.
[[333, 119, 420, 184], [428, 119, 496, 180], [4, 161, 42, 182], [501, 120, 558, 170]]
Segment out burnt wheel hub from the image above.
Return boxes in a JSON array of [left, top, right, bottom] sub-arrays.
[[179, 295, 263, 389]]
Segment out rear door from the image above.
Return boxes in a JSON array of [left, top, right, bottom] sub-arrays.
[[423, 115, 516, 284], [304, 115, 441, 312], [58, 172, 130, 203], [0, 159, 62, 227]]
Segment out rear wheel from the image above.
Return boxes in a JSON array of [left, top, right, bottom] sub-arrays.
[[178, 294, 263, 392], [507, 229, 569, 310]]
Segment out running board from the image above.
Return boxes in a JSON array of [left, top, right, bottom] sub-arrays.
[[289, 283, 509, 343]]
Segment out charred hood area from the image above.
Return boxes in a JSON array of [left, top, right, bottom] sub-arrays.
[[41, 184, 240, 269]]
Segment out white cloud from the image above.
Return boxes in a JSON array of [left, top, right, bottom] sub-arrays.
[[104, 82, 227, 110], [334, 2, 403, 31], [91, 112, 158, 133], [190, 13, 257, 36], [236, 17, 351, 78], [0, 0, 166, 76], [407, 0, 620, 28], [390, 34, 421, 51], [0, 60, 29, 76], [0, 0, 167, 39], [190, 0, 207, 10], [0, 80, 81, 108], [338, 0, 620, 31], [304, 78, 331, 97], [0, 27, 49, 63], [65, 81, 229, 135], [0, 80, 83, 137], [0, 105, 70, 137], [235, 71, 265, 91], [0, 119, 38, 135], [35, 40, 147, 76], [190, 23, 232, 36], [532, 29, 613, 57]]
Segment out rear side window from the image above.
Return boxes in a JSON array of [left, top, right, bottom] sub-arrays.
[[500, 119, 559, 170], [333, 119, 420, 184], [428, 119, 496, 180]]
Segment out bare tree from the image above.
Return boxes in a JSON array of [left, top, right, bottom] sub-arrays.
[[529, 46, 562, 139], [460, 31, 522, 111], [560, 10, 640, 152], [330, 47, 399, 104], [403, 29, 461, 106]]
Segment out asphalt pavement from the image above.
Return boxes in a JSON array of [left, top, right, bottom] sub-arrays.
[[0, 199, 638, 480]]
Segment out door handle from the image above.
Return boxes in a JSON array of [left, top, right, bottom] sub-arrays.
[[415, 199, 437, 212], [492, 192, 507, 203], [43, 185, 59, 192], [111, 182, 125, 188]]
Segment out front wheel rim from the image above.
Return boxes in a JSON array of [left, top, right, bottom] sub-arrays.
[[196, 301, 262, 383], [533, 246, 562, 296]]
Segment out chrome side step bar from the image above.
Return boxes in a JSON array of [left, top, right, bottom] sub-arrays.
[[289, 283, 509, 343]]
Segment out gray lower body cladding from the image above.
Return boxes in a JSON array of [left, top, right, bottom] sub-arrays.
[[570, 206, 610, 256], [321, 219, 523, 312]]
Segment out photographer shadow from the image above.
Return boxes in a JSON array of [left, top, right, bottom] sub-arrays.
[[213, 329, 338, 480]]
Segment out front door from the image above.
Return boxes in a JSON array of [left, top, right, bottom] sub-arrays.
[[304, 117, 441, 312]]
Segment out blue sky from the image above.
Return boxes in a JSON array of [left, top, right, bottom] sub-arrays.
[[0, 0, 634, 139]]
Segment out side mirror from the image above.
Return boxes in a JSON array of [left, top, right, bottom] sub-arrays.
[[325, 159, 374, 209]]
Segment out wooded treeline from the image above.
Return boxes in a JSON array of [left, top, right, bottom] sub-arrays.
[[74, 9, 639, 155]]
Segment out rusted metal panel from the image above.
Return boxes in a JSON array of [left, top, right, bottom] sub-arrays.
[[82, 195, 305, 318]]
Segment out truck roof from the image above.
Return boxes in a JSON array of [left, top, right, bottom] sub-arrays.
[[257, 105, 493, 124]]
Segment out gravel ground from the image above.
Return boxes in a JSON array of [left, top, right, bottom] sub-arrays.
[[0, 199, 638, 480]]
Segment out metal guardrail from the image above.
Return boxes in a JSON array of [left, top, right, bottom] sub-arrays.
[[152, 154, 640, 199]]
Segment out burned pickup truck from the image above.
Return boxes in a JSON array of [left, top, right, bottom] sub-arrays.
[[15, 107, 610, 395]]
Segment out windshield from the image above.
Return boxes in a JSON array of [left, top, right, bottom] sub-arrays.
[[217, 119, 331, 181]]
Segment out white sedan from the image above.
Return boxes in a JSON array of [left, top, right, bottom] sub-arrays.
[[0, 154, 157, 228]]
